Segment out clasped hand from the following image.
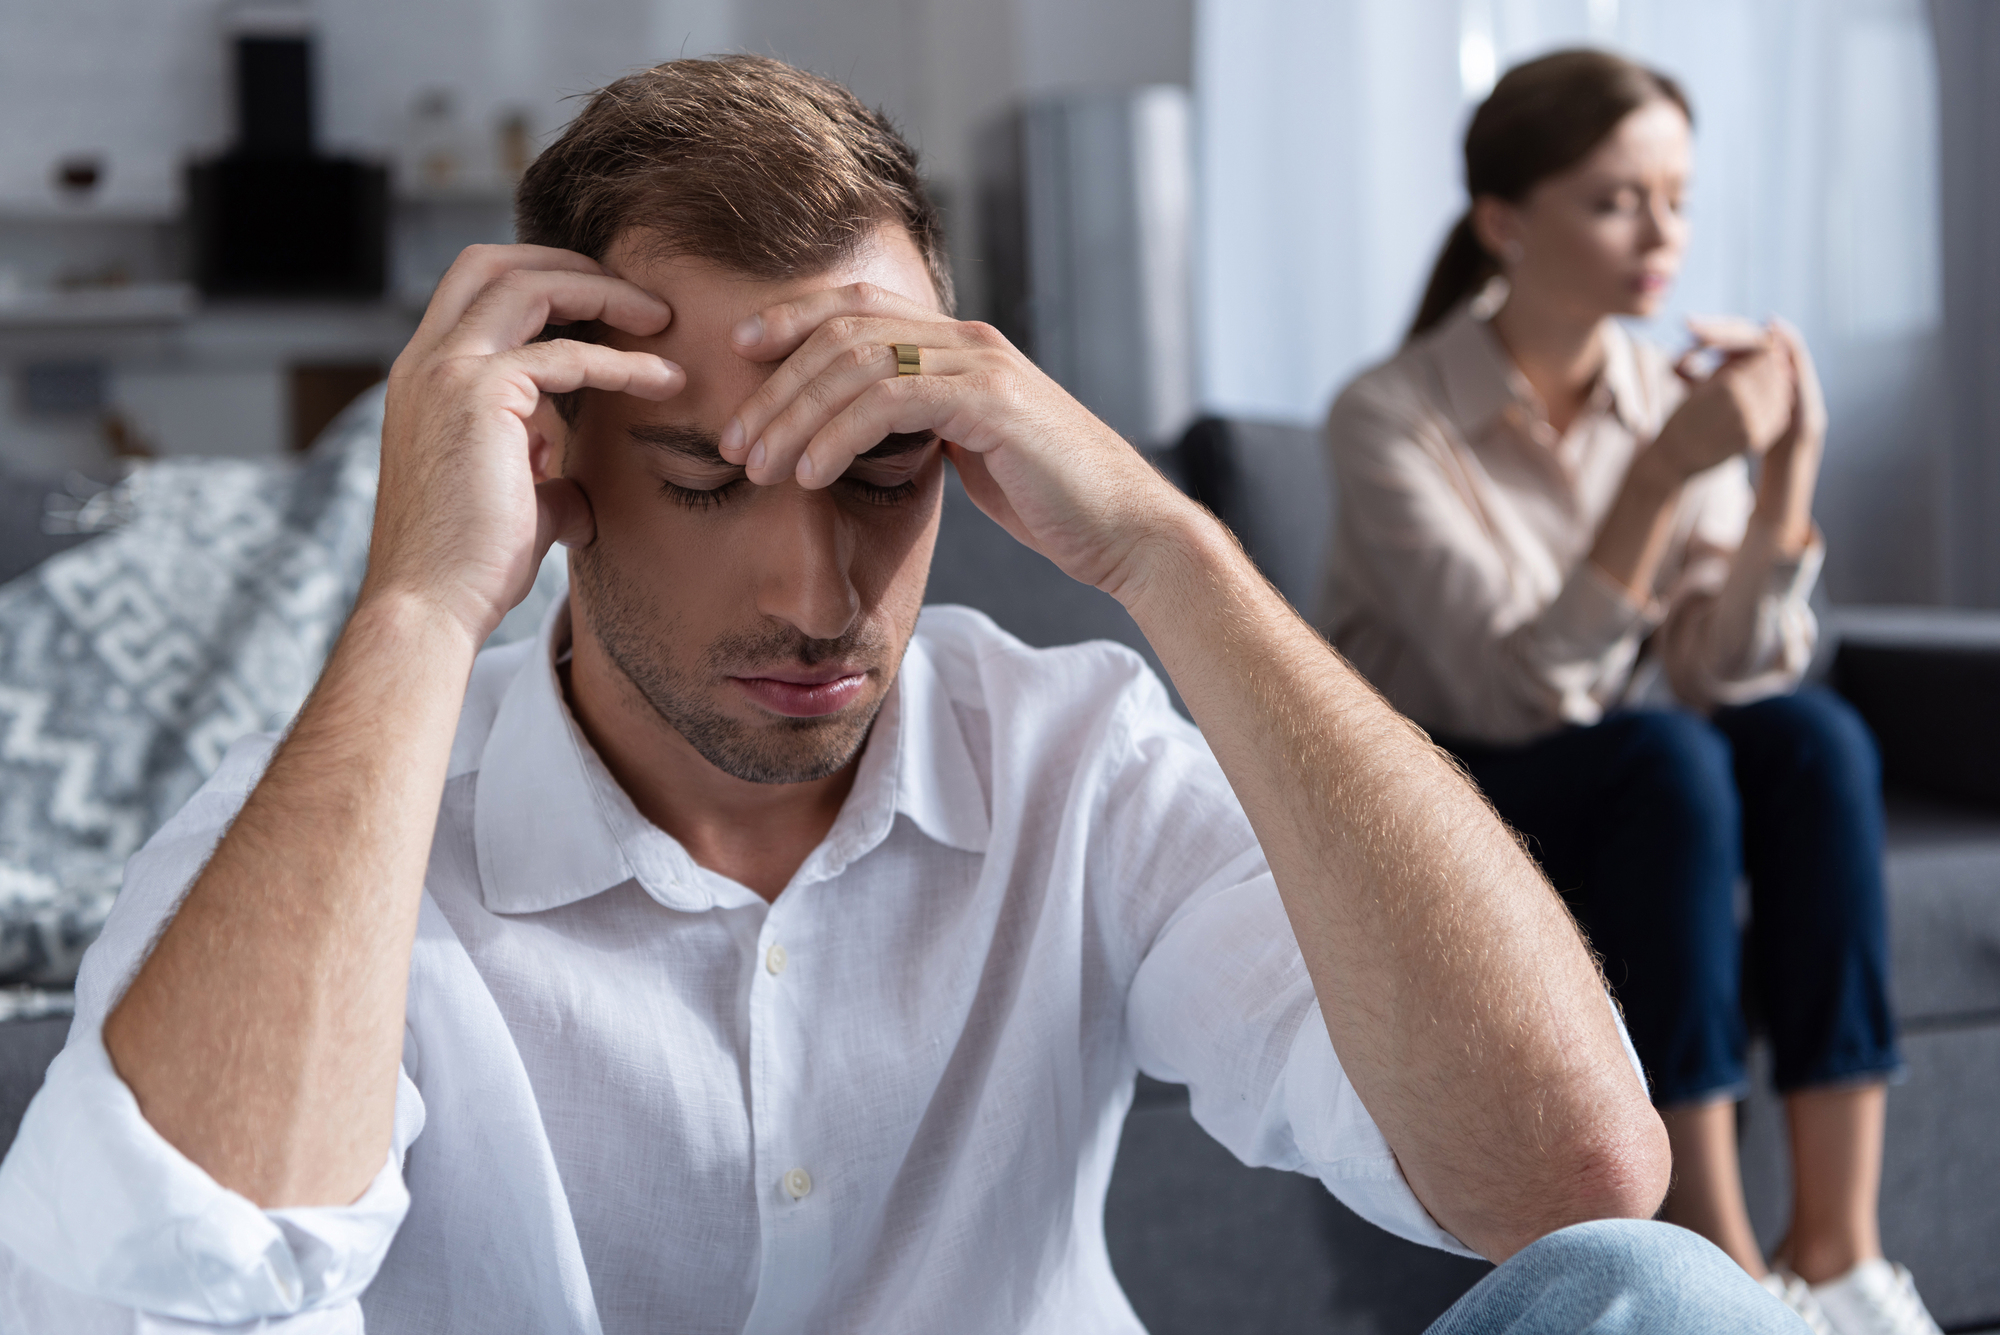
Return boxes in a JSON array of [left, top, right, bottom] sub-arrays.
[[1650, 315, 1826, 483]]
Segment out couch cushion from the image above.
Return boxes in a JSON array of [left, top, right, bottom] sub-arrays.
[[1105, 1078, 1489, 1334], [925, 466, 1175, 699], [1883, 795, 2000, 1023], [0, 472, 97, 589], [1176, 417, 1331, 617], [0, 1015, 68, 1155]]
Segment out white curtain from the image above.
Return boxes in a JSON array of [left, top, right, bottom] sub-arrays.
[[1194, 0, 1946, 603]]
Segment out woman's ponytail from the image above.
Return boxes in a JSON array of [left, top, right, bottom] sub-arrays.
[[1407, 212, 1497, 341], [1402, 49, 1694, 345]]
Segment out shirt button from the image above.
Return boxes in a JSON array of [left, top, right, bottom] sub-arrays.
[[765, 943, 788, 975], [783, 1167, 813, 1200]]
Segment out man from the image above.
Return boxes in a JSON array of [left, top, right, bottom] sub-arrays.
[[0, 56, 1796, 1334]]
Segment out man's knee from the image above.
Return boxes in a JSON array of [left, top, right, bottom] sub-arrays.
[[1431, 1220, 1804, 1334]]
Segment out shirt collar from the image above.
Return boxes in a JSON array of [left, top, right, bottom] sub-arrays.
[[472, 598, 988, 917], [1595, 320, 1650, 435], [1427, 302, 1649, 437]]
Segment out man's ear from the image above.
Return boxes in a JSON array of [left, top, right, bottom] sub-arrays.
[[527, 394, 595, 550], [527, 395, 571, 483]]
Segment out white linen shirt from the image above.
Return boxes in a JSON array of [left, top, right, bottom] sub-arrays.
[[0, 601, 1471, 1335]]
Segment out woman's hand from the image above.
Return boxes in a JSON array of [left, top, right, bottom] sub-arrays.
[[718, 282, 1203, 603], [371, 244, 684, 645], [1649, 317, 1797, 483], [1751, 318, 1827, 552]]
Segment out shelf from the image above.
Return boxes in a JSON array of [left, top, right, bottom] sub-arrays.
[[0, 283, 196, 328]]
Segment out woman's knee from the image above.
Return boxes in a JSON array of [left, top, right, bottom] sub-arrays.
[[1601, 711, 1739, 833], [1724, 688, 1882, 798]]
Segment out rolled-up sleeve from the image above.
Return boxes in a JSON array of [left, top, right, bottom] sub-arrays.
[[1658, 463, 1822, 709], [0, 734, 424, 1329], [1126, 872, 1478, 1258]]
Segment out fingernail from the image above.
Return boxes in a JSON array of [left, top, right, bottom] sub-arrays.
[[720, 419, 743, 455], [732, 315, 763, 346], [795, 453, 815, 484], [747, 440, 766, 471]]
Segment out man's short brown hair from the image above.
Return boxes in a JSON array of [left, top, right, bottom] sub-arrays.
[[516, 55, 952, 311]]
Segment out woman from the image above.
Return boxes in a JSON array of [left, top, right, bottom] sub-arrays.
[[1321, 49, 1937, 1335]]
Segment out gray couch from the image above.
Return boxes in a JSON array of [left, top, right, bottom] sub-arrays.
[[2, 430, 1997, 1332]]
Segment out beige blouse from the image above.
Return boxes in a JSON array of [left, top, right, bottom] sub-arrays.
[[1319, 304, 1820, 745]]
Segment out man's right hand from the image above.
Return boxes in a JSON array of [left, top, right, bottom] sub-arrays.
[[101, 246, 680, 1213], [369, 245, 683, 645]]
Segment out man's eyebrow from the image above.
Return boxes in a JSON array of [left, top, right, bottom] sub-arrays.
[[626, 423, 727, 464], [861, 431, 939, 459], [624, 424, 936, 464]]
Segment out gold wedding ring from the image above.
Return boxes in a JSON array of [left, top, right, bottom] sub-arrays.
[[893, 343, 923, 376]]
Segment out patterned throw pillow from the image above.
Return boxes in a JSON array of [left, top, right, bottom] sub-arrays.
[[0, 385, 565, 1003]]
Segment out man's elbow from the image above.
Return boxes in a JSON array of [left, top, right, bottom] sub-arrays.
[[1470, 1105, 1672, 1262], [1564, 1107, 1673, 1224], [1521, 1107, 1672, 1255]]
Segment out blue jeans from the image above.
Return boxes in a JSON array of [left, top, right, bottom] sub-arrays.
[[1442, 689, 1902, 1106], [1429, 1220, 1808, 1333]]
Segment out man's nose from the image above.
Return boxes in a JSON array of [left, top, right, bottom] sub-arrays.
[[753, 484, 860, 643]]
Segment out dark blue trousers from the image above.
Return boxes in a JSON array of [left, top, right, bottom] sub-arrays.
[[1442, 689, 1901, 1107]]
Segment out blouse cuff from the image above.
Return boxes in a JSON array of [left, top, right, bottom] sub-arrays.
[[1742, 518, 1826, 606], [0, 1028, 416, 1323]]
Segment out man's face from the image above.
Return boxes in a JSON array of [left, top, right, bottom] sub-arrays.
[[551, 224, 945, 785]]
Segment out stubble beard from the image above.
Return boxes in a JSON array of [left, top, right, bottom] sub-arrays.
[[569, 544, 895, 786]]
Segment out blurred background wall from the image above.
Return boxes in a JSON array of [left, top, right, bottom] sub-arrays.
[[1198, 0, 1951, 607], [1, 0, 1987, 608], [0, 0, 1193, 469]]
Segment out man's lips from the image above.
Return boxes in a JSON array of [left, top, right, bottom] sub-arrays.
[[730, 669, 870, 718]]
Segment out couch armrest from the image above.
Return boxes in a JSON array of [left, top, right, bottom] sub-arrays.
[[1830, 607, 2000, 810]]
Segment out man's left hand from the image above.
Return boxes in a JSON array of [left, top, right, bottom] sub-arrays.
[[718, 283, 1202, 604]]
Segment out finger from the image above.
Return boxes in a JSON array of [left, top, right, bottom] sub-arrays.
[[730, 282, 949, 364], [535, 476, 596, 553], [442, 270, 672, 358], [496, 340, 684, 401], [791, 373, 962, 489], [1768, 318, 1822, 401], [411, 245, 617, 355], [724, 318, 977, 467], [1684, 314, 1768, 352], [945, 442, 1035, 550], [738, 341, 906, 482]]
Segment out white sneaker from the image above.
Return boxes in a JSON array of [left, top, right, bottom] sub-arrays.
[[1762, 1270, 1835, 1335], [1809, 1260, 1944, 1335]]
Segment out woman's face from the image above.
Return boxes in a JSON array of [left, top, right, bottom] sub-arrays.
[[1479, 99, 1693, 322]]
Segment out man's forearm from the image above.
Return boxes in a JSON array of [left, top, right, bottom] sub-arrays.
[[103, 592, 480, 1208], [1119, 511, 1669, 1260]]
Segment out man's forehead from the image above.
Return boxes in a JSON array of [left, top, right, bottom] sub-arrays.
[[591, 224, 938, 424], [602, 224, 938, 334]]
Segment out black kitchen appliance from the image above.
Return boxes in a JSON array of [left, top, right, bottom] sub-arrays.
[[188, 11, 388, 298]]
